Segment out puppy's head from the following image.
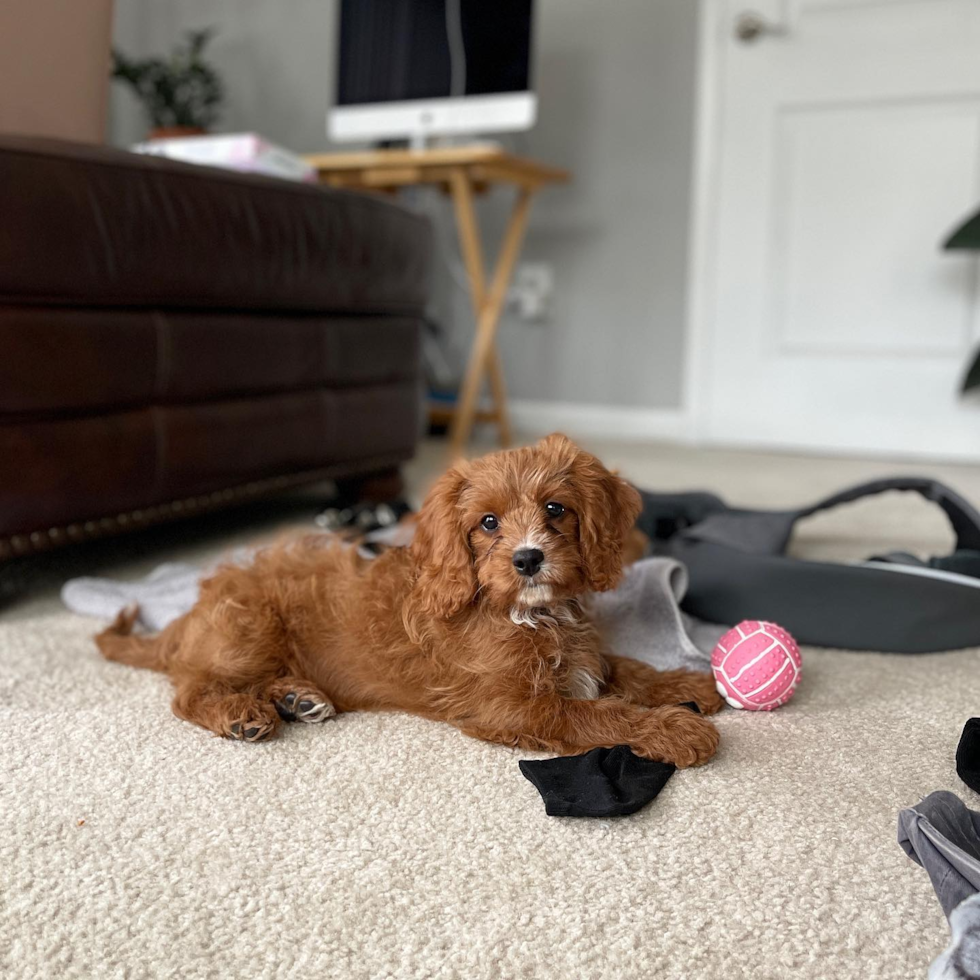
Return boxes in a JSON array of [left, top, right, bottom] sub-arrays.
[[410, 433, 641, 620]]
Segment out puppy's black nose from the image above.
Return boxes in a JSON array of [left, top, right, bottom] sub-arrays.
[[512, 548, 545, 577]]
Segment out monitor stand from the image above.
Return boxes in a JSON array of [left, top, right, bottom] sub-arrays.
[[406, 133, 502, 152]]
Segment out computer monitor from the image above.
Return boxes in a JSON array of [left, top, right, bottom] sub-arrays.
[[329, 0, 536, 146]]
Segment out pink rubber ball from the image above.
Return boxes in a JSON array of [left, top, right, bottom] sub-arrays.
[[711, 620, 802, 711]]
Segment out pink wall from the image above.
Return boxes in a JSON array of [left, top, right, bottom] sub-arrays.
[[0, 0, 114, 142]]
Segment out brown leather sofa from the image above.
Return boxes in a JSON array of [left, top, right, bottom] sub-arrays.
[[0, 136, 432, 561]]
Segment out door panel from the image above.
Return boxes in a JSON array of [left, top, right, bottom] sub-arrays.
[[773, 100, 979, 355], [700, 0, 980, 457]]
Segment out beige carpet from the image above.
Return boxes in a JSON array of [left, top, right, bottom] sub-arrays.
[[2, 438, 980, 980]]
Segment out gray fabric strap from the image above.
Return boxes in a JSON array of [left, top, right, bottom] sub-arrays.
[[795, 477, 980, 553], [682, 477, 980, 556]]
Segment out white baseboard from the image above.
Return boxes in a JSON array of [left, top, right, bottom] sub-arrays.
[[508, 399, 691, 443]]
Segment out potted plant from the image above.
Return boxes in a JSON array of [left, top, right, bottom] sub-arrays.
[[111, 28, 223, 139], [945, 207, 980, 393]]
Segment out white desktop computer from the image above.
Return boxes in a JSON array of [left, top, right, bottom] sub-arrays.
[[328, 0, 536, 147]]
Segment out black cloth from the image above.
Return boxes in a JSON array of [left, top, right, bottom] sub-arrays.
[[639, 477, 980, 653], [520, 745, 675, 818], [958, 718, 980, 795], [519, 702, 698, 818]]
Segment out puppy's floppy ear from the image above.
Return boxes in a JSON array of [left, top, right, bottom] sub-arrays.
[[409, 464, 478, 620], [537, 431, 578, 459], [568, 444, 642, 592]]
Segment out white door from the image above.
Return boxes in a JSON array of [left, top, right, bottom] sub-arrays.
[[694, 0, 980, 458]]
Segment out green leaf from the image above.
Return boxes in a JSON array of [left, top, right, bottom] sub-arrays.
[[108, 29, 221, 129], [945, 207, 980, 250], [962, 347, 980, 394]]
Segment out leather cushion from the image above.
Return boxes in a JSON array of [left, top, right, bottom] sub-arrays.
[[0, 306, 420, 416], [0, 382, 420, 536], [0, 136, 432, 314]]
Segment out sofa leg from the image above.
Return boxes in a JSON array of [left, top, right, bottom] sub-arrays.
[[334, 467, 404, 506]]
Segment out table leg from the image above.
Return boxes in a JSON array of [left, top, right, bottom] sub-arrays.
[[448, 170, 533, 456], [487, 347, 513, 447]]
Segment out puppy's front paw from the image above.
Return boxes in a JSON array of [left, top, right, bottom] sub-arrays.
[[678, 672, 726, 716], [633, 706, 720, 768]]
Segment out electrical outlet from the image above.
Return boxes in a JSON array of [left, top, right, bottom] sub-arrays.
[[507, 263, 554, 322]]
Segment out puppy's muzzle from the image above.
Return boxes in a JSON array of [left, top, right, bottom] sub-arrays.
[[512, 548, 545, 577]]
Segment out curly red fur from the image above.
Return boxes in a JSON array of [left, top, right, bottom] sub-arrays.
[[95, 434, 722, 765]]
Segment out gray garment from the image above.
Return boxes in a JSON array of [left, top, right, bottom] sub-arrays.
[[63, 546, 724, 674], [664, 476, 980, 653], [898, 791, 980, 919], [898, 792, 980, 979], [588, 557, 725, 673], [62, 562, 205, 633], [61, 546, 257, 632], [931, 893, 980, 980]]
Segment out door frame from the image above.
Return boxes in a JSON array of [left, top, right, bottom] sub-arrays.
[[682, 0, 728, 448]]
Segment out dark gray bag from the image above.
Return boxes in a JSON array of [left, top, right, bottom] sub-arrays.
[[638, 477, 980, 653]]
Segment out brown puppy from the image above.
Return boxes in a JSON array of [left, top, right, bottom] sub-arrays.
[[97, 434, 722, 765]]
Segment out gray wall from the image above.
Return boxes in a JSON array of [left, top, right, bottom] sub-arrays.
[[110, 0, 341, 149], [110, 0, 698, 411]]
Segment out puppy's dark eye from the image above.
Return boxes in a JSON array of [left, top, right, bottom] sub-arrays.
[[545, 502, 565, 518], [480, 514, 499, 532]]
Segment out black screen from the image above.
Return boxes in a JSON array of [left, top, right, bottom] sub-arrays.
[[337, 0, 533, 106]]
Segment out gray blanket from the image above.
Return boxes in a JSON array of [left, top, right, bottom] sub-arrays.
[[62, 539, 725, 673]]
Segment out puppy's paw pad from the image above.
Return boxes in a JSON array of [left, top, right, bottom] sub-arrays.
[[274, 691, 335, 723], [228, 718, 276, 742], [296, 699, 335, 723]]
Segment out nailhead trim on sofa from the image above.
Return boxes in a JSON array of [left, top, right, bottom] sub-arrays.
[[0, 453, 406, 561]]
